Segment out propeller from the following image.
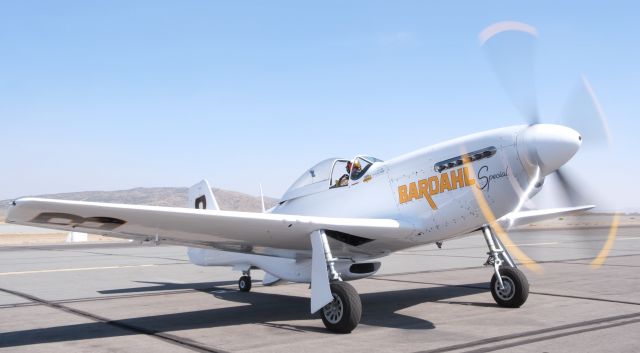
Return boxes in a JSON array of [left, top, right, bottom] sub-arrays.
[[463, 151, 543, 274], [507, 166, 541, 228], [564, 75, 613, 147], [553, 168, 585, 206], [554, 75, 612, 207], [477, 21, 619, 269], [479, 21, 540, 124]]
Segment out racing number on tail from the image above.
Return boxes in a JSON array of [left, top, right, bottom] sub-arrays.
[[195, 195, 207, 210]]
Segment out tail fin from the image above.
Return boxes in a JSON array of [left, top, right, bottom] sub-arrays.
[[259, 183, 266, 213], [188, 179, 219, 210]]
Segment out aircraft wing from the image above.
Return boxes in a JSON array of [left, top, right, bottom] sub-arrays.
[[498, 205, 595, 229], [6, 198, 417, 256]]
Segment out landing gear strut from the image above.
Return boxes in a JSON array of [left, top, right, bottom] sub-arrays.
[[311, 230, 362, 333], [481, 226, 529, 308], [238, 270, 252, 292]]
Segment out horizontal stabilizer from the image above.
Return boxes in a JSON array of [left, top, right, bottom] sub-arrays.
[[499, 205, 595, 229], [263, 272, 284, 286]]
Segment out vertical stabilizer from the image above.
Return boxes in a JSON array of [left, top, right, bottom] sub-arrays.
[[259, 183, 266, 213], [188, 179, 219, 210]]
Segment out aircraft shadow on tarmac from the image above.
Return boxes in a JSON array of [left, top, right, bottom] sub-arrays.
[[1, 282, 489, 347]]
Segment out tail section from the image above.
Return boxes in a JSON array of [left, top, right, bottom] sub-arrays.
[[188, 179, 219, 210]]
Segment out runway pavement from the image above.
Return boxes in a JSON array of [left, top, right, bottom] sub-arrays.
[[1, 227, 639, 352]]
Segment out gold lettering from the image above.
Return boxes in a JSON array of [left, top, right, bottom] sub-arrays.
[[408, 182, 420, 201], [428, 176, 440, 195], [418, 179, 429, 198], [450, 168, 464, 189], [463, 166, 476, 186], [398, 185, 409, 203], [419, 179, 438, 210], [439, 172, 452, 192]]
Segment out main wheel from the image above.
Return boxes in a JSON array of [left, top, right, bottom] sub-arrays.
[[320, 281, 362, 333], [238, 276, 252, 292], [490, 266, 529, 308]]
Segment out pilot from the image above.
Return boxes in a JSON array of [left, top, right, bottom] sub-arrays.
[[350, 160, 362, 179], [336, 161, 352, 187]]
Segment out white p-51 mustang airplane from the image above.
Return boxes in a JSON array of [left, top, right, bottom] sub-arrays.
[[6, 123, 591, 333], [6, 22, 604, 333]]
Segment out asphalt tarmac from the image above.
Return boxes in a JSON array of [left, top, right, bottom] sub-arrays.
[[1, 227, 639, 352]]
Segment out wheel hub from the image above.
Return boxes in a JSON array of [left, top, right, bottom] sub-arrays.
[[495, 276, 515, 300], [322, 294, 344, 324]]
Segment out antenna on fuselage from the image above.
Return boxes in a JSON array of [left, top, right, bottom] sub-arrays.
[[259, 183, 266, 213]]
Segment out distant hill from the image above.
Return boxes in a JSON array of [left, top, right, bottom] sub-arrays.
[[0, 187, 279, 221]]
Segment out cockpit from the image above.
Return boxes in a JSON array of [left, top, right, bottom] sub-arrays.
[[281, 156, 383, 201]]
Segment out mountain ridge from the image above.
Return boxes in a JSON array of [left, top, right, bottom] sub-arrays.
[[0, 187, 280, 220]]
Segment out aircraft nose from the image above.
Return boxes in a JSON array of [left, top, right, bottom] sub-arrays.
[[517, 124, 582, 176]]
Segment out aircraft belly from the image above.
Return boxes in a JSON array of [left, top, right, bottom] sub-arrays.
[[181, 235, 412, 261]]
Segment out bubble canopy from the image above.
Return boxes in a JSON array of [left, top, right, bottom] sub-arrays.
[[286, 158, 338, 194], [281, 156, 383, 201]]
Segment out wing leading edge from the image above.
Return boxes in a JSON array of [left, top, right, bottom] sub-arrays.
[[6, 198, 417, 255]]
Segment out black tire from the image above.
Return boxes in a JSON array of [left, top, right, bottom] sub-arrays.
[[320, 281, 362, 333], [490, 266, 529, 308], [238, 276, 252, 292]]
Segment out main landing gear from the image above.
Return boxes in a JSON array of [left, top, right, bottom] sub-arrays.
[[311, 230, 362, 334], [238, 270, 252, 292], [482, 226, 529, 308], [321, 281, 362, 333]]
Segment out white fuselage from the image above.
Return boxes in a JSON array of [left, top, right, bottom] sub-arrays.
[[272, 125, 533, 254], [188, 123, 582, 282]]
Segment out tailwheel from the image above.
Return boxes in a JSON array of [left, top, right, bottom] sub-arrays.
[[238, 275, 252, 292], [320, 281, 362, 334], [490, 266, 529, 308]]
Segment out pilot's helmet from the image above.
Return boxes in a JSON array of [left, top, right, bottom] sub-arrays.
[[353, 160, 362, 170]]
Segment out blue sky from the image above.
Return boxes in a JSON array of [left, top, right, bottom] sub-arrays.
[[1, 1, 638, 211]]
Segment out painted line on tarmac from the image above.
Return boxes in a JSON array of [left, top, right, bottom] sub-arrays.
[[15, 245, 191, 263], [0, 264, 159, 276], [370, 277, 640, 306], [52, 248, 190, 262], [529, 291, 640, 306], [395, 253, 485, 259], [556, 260, 640, 268], [0, 284, 239, 309], [415, 312, 640, 353], [376, 253, 640, 279], [0, 286, 230, 353], [464, 317, 640, 353], [508, 241, 558, 246]]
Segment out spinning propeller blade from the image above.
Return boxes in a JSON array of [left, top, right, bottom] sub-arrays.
[[553, 168, 586, 206], [478, 21, 619, 269], [506, 166, 541, 228], [480, 21, 540, 124], [560, 75, 619, 269], [564, 75, 613, 147], [462, 151, 543, 274]]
